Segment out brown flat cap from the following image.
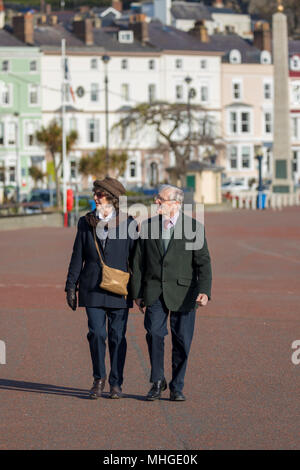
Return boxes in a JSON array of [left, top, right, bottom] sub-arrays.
[[93, 177, 126, 199]]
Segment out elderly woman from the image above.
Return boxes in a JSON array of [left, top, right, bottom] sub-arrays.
[[65, 177, 137, 399]]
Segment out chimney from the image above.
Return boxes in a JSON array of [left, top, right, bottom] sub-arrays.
[[40, 0, 45, 14], [253, 22, 271, 52], [36, 14, 47, 25], [13, 13, 34, 45], [129, 14, 149, 44], [45, 3, 52, 15], [189, 20, 210, 43], [79, 6, 90, 13], [112, 0, 123, 12], [48, 15, 58, 26], [73, 19, 94, 46], [213, 0, 224, 8]]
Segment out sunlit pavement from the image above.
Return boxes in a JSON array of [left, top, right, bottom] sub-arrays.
[[0, 207, 299, 449]]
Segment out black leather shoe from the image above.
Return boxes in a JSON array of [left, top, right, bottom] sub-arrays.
[[109, 385, 123, 399], [170, 391, 186, 401], [146, 378, 167, 401], [89, 378, 106, 399]]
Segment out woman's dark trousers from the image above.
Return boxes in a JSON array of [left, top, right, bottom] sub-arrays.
[[85, 307, 129, 388]]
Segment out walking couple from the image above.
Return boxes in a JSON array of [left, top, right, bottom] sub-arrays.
[[65, 177, 212, 401]]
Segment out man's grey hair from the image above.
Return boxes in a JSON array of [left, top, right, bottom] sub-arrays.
[[158, 184, 184, 204]]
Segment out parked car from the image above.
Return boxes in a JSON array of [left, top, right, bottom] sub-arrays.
[[24, 189, 58, 214]]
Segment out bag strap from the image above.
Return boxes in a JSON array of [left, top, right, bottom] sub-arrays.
[[93, 226, 132, 275], [93, 227, 104, 266]]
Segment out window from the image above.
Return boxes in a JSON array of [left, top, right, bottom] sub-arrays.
[[0, 122, 4, 145], [228, 109, 251, 134], [264, 82, 272, 100], [29, 84, 39, 105], [232, 80, 242, 100], [30, 60, 37, 72], [200, 59, 207, 69], [290, 55, 300, 71], [241, 112, 250, 133], [291, 82, 300, 104], [292, 117, 298, 139], [69, 117, 77, 131], [121, 59, 128, 70], [70, 161, 76, 179], [87, 119, 99, 143], [9, 166, 15, 183], [200, 85, 209, 103], [148, 84, 156, 103], [25, 121, 37, 147], [264, 112, 272, 134], [7, 122, 16, 145], [2, 83, 11, 106], [229, 111, 238, 133], [129, 161, 136, 178], [175, 59, 182, 69], [292, 150, 298, 173], [241, 146, 251, 168], [2, 60, 9, 72], [149, 60, 155, 70], [0, 166, 4, 183], [91, 58, 98, 70], [229, 49, 241, 64], [91, 83, 99, 102], [261, 51, 271, 64], [229, 146, 238, 169], [121, 83, 129, 101], [176, 85, 183, 100], [118, 31, 134, 43]]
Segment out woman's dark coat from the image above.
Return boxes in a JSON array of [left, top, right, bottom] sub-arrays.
[[65, 210, 137, 308]]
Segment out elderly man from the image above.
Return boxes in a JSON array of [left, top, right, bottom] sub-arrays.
[[131, 185, 212, 401]]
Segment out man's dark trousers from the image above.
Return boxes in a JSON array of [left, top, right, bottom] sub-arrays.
[[144, 294, 196, 393], [85, 307, 129, 387]]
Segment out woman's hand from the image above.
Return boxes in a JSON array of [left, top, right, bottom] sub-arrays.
[[66, 288, 77, 311]]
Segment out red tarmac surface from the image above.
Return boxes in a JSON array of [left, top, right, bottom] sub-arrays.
[[0, 207, 299, 450]]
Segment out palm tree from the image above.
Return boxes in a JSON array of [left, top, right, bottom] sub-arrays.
[[79, 147, 128, 181], [35, 120, 78, 208]]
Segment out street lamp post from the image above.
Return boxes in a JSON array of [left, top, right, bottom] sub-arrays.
[[102, 55, 110, 176], [255, 146, 264, 209], [184, 76, 192, 161]]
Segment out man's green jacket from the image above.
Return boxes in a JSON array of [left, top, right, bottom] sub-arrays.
[[131, 212, 212, 311]]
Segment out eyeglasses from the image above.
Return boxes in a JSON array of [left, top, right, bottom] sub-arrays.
[[94, 191, 106, 199], [154, 195, 177, 204]]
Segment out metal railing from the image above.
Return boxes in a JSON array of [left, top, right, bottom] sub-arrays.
[[229, 190, 300, 210], [0, 202, 44, 217]]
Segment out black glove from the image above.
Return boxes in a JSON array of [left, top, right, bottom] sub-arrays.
[[66, 288, 77, 311]]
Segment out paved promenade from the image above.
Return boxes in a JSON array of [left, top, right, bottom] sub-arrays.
[[0, 207, 299, 450]]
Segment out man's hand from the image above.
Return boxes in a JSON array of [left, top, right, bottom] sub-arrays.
[[196, 293, 208, 307], [66, 288, 77, 311], [135, 298, 145, 314]]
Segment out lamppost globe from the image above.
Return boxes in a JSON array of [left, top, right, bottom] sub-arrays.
[[102, 55, 111, 65], [102, 55, 111, 176]]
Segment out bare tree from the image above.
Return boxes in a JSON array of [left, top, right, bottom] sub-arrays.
[[112, 101, 224, 187], [36, 120, 78, 208]]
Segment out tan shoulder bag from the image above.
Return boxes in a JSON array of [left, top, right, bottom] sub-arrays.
[[93, 227, 130, 297]]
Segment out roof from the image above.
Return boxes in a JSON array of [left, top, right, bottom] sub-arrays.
[[289, 40, 300, 55], [0, 28, 29, 47], [187, 160, 224, 172], [148, 20, 222, 52]]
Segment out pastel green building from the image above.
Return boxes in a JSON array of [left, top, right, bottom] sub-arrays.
[[0, 33, 42, 202]]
